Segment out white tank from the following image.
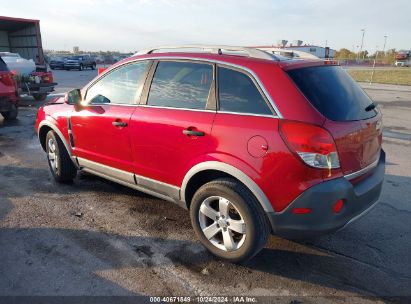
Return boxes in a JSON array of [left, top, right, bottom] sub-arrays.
[[0, 52, 36, 76]]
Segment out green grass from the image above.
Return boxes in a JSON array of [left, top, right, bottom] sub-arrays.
[[348, 69, 411, 86]]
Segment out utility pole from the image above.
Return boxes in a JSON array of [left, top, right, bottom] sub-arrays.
[[370, 45, 379, 84], [359, 29, 365, 61], [382, 35, 387, 53], [382, 35, 388, 64]]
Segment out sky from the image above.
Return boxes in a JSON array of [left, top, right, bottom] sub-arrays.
[[2, 0, 410, 53]]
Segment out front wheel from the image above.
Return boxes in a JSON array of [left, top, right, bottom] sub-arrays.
[[190, 178, 270, 263], [1, 104, 18, 120], [79, 64, 83, 71], [45, 130, 77, 183], [91, 63, 96, 70]]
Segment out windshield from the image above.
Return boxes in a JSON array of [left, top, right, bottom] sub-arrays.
[[287, 65, 377, 121], [70, 56, 84, 60]]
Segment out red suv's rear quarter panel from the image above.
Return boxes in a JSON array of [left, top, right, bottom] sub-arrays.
[[208, 114, 325, 212]]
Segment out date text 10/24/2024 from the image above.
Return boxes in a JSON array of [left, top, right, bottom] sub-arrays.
[[150, 296, 258, 303]]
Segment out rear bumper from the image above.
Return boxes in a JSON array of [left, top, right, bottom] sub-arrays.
[[268, 149, 385, 238]]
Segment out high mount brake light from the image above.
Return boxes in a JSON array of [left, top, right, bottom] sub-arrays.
[[279, 120, 340, 169]]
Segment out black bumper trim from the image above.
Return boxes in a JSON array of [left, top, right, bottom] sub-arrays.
[[267, 149, 385, 239]]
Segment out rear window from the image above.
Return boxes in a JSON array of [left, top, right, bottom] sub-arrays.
[[0, 58, 8, 71], [287, 65, 377, 121]]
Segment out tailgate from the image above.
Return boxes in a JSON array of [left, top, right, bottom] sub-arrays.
[[324, 115, 382, 175], [286, 65, 383, 175]]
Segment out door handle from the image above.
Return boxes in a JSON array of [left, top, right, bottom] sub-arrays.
[[183, 128, 205, 136], [112, 121, 128, 127]]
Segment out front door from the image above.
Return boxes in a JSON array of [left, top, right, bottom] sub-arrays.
[[70, 61, 150, 172]]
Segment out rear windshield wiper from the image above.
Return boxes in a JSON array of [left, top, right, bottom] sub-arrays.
[[365, 103, 376, 111]]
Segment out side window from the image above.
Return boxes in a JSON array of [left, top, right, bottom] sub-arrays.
[[217, 67, 272, 115], [85, 61, 148, 105], [147, 61, 213, 110]]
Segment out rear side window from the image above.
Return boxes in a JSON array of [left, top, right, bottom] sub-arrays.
[[147, 61, 213, 110], [287, 66, 377, 121], [0, 58, 8, 71], [217, 67, 272, 115]]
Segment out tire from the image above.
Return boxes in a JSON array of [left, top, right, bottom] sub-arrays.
[[45, 130, 77, 183], [190, 178, 270, 263], [79, 64, 83, 71], [33, 93, 47, 101], [1, 104, 18, 120], [91, 63, 96, 70]]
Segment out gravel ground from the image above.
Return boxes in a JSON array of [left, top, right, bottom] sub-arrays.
[[0, 70, 410, 303]]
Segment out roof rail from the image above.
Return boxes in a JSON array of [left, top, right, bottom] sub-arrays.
[[256, 47, 319, 60], [135, 45, 279, 61]]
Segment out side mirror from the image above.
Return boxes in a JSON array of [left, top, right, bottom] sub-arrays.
[[65, 89, 82, 105]]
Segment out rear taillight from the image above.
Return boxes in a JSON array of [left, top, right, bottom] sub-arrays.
[[279, 120, 340, 169], [0, 73, 15, 86]]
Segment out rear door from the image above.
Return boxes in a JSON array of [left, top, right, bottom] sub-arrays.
[[70, 61, 150, 172], [286, 65, 382, 175], [129, 60, 216, 186]]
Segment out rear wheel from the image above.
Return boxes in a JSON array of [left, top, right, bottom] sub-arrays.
[[190, 178, 270, 263], [1, 104, 18, 120], [33, 93, 47, 101], [45, 130, 77, 183]]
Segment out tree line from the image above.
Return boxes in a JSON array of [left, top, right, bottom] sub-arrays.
[[334, 48, 398, 64]]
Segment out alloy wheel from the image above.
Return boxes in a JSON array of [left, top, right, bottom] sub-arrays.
[[198, 196, 246, 252], [47, 138, 58, 172]]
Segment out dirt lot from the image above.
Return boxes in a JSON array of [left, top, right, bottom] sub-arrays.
[[0, 69, 410, 303]]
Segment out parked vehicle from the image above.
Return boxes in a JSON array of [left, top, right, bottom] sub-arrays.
[[0, 57, 19, 120], [394, 50, 410, 67], [49, 56, 67, 69], [35, 45, 385, 262], [0, 52, 36, 75], [0, 16, 56, 101], [64, 54, 96, 71], [0, 52, 56, 101]]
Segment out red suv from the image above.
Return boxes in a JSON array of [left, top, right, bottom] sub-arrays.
[[35, 46, 385, 262], [0, 57, 19, 120]]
